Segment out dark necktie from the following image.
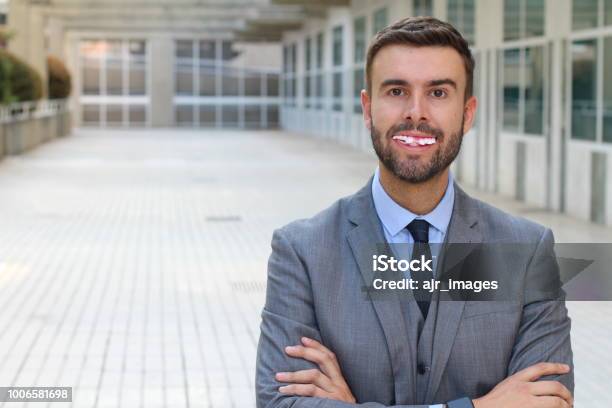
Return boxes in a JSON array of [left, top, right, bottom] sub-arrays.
[[407, 219, 433, 320]]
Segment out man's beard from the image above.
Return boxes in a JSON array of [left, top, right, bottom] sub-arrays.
[[371, 118, 464, 183]]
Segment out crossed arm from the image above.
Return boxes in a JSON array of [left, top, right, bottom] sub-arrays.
[[256, 228, 574, 408]]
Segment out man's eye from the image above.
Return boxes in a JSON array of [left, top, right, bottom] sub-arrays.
[[390, 88, 404, 96], [431, 89, 447, 98]]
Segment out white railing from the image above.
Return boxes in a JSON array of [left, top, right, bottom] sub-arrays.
[[0, 99, 70, 124]]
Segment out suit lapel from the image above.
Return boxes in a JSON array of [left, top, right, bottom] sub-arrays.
[[425, 183, 483, 402], [346, 179, 418, 404]]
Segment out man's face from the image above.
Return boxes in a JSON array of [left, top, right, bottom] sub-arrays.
[[361, 44, 477, 184]]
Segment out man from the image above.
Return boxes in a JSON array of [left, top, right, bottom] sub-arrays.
[[256, 17, 573, 408]]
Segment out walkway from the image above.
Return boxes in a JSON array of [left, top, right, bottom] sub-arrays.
[[0, 128, 609, 407]]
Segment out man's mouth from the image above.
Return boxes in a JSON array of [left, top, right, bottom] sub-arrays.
[[392, 134, 437, 147]]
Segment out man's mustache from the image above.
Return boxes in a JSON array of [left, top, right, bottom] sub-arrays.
[[386, 122, 444, 139]]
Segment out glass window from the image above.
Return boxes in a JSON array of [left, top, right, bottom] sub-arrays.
[[502, 49, 520, 132], [199, 105, 216, 126], [106, 104, 123, 125], [333, 72, 343, 111], [603, 37, 612, 142], [353, 68, 365, 113], [414, 0, 433, 17], [524, 46, 545, 134], [267, 73, 279, 96], [315, 73, 323, 110], [505, 0, 544, 40], [573, 0, 599, 30], [176, 63, 193, 95], [504, 0, 521, 41], [198, 63, 216, 96], [525, 0, 545, 37], [305, 37, 312, 72], [354, 17, 366, 63], [221, 105, 239, 128], [129, 61, 146, 96], [82, 104, 100, 124], [333, 26, 343, 66], [222, 67, 240, 96], [106, 58, 123, 96], [606, 0, 612, 25], [571, 40, 597, 141], [128, 105, 146, 125], [176, 40, 193, 59], [176, 105, 194, 126], [245, 105, 261, 129], [82, 59, 100, 95], [316, 32, 324, 69], [222, 41, 235, 61], [373, 8, 388, 35], [199, 40, 216, 61], [245, 72, 262, 97], [447, 0, 475, 44]]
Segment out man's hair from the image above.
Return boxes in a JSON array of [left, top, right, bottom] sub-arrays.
[[365, 16, 475, 100]]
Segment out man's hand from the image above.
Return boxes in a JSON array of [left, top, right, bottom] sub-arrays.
[[276, 337, 356, 403], [473, 362, 573, 408]]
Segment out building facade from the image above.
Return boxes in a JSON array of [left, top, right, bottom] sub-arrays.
[[279, 0, 612, 227], [7, 0, 286, 129]]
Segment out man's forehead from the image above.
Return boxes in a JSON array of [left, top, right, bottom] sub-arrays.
[[372, 44, 465, 86]]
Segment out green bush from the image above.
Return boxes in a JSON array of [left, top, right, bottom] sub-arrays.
[[0, 49, 43, 104], [47, 55, 72, 99]]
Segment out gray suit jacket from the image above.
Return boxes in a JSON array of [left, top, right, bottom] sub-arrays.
[[256, 179, 573, 408]]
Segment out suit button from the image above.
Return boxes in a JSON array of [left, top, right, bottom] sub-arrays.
[[417, 363, 429, 374]]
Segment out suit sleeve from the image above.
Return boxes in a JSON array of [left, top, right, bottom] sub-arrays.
[[506, 228, 574, 392], [255, 228, 432, 408]]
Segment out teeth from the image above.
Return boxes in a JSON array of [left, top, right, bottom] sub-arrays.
[[392, 135, 436, 146]]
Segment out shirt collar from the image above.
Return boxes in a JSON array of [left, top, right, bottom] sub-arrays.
[[371, 167, 455, 238]]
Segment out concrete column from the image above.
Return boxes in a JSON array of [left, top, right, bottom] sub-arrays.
[[149, 34, 174, 127]]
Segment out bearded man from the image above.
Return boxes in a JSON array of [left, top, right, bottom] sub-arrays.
[[256, 17, 573, 408]]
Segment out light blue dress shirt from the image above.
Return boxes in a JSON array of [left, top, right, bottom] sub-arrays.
[[371, 167, 455, 408]]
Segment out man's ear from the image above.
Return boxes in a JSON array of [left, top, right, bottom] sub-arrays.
[[462, 95, 478, 134], [361, 89, 372, 130]]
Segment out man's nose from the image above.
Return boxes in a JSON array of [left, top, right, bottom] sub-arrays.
[[403, 94, 429, 122]]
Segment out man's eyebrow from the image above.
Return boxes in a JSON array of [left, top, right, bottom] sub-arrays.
[[379, 79, 409, 89], [378, 78, 458, 90], [428, 78, 457, 89]]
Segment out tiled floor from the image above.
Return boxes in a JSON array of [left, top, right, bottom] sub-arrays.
[[0, 128, 609, 407]]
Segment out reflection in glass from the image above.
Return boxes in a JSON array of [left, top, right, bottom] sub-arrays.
[[573, 0, 598, 30], [503, 49, 520, 131], [106, 58, 123, 95], [604, 37, 612, 142], [571, 40, 597, 141], [524, 46, 544, 135]]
